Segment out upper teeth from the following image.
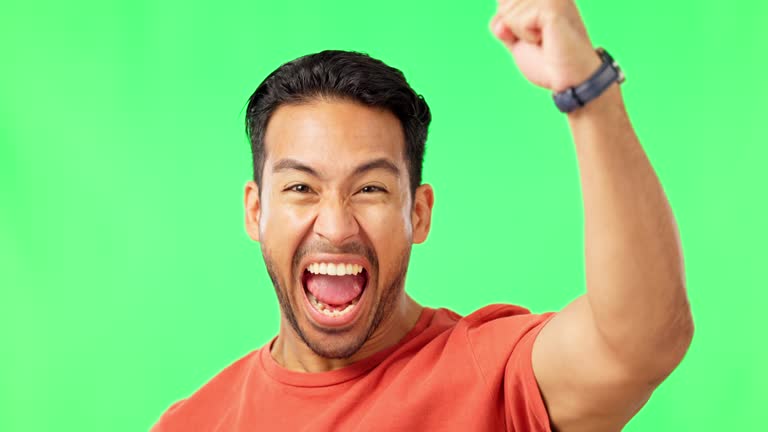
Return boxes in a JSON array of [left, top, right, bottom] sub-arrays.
[[307, 263, 364, 276]]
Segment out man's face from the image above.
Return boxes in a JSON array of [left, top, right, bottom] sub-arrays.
[[244, 99, 432, 359]]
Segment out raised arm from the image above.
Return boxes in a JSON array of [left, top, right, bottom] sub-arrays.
[[490, 2, 694, 430]]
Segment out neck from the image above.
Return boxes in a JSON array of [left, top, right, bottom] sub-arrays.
[[271, 293, 423, 373]]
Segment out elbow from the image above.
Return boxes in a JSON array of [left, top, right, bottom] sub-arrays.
[[646, 307, 695, 387], [672, 297, 695, 360]]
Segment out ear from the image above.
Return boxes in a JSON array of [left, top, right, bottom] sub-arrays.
[[411, 184, 434, 244], [244, 180, 262, 242]]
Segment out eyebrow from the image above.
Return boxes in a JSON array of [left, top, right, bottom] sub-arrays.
[[272, 158, 322, 178], [351, 158, 401, 178], [271, 157, 401, 179]]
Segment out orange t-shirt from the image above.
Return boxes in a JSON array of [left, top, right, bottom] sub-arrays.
[[152, 304, 556, 431]]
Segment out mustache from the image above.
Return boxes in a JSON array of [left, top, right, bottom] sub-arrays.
[[292, 240, 378, 273]]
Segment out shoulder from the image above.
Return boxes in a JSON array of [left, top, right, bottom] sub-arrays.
[[426, 304, 555, 371], [430, 303, 553, 338], [150, 348, 263, 431], [453, 304, 556, 380], [460, 304, 556, 431], [462, 303, 535, 322], [457, 303, 554, 336], [425, 304, 556, 430], [431, 303, 536, 325]]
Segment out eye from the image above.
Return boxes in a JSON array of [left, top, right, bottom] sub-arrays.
[[359, 185, 386, 194], [286, 184, 312, 193]]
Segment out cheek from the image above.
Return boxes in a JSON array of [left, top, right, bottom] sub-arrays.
[[355, 205, 412, 271], [356, 187, 412, 238], [261, 200, 316, 264], [356, 203, 410, 238]]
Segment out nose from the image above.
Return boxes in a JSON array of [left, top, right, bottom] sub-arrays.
[[313, 198, 360, 246]]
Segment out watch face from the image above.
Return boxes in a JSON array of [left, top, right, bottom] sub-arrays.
[[617, 69, 626, 84], [598, 48, 624, 85], [613, 60, 625, 84]]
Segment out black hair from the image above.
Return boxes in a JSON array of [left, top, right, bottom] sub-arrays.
[[244, 49, 431, 198]]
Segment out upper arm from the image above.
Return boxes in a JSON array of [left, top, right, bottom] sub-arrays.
[[531, 295, 662, 432]]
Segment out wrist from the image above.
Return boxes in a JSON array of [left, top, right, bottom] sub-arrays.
[[553, 47, 625, 114], [566, 83, 626, 123], [552, 51, 603, 93]]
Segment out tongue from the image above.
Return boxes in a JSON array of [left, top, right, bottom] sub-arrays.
[[306, 273, 365, 306]]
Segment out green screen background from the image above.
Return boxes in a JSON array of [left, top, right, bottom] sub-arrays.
[[2, 0, 765, 430]]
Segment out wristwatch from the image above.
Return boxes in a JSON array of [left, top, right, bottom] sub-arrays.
[[552, 47, 625, 113]]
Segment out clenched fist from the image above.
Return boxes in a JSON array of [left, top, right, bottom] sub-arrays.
[[490, 0, 603, 92]]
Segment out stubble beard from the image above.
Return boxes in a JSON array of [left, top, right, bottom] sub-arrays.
[[262, 242, 411, 360]]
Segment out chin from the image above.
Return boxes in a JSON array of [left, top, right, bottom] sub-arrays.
[[301, 332, 369, 360]]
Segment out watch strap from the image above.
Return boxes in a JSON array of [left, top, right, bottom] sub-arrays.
[[553, 48, 624, 113]]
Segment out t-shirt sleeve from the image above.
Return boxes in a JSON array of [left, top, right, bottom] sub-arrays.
[[150, 399, 186, 432], [463, 304, 557, 432], [503, 312, 556, 432]]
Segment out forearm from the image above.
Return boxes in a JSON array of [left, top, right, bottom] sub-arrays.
[[569, 83, 693, 375]]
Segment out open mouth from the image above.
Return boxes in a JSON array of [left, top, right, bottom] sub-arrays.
[[301, 262, 369, 320]]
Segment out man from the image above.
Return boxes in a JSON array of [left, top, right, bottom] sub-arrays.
[[153, 0, 694, 430]]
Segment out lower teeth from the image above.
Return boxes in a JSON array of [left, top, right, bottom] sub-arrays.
[[307, 292, 358, 317]]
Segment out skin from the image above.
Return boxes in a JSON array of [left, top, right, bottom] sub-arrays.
[[490, 0, 694, 431], [243, 0, 694, 430], [244, 97, 433, 373]]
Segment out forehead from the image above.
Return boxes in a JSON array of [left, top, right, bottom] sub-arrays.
[[263, 99, 406, 170]]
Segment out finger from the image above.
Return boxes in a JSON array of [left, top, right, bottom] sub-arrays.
[[495, 3, 543, 45], [490, 13, 518, 43]]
